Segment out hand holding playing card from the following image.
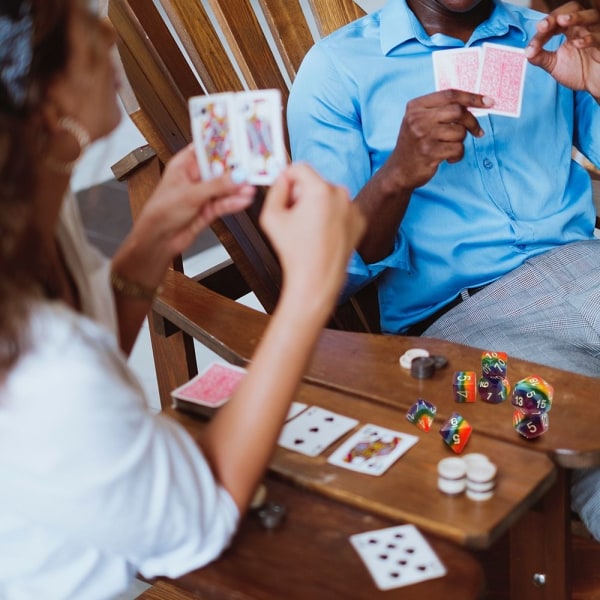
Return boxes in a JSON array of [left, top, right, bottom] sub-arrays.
[[526, 0, 600, 99], [387, 89, 491, 191], [259, 163, 365, 304]]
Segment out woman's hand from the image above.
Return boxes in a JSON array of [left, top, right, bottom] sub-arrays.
[[137, 144, 255, 258], [260, 163, 365, 309]]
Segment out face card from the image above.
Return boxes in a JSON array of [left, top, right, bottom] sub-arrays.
[[327, 424, 418, 476], [350, 524, 447, 590], [277, 406, 359, 457], [236, 89, 287, 185], [432, 47, 481, 94], [189, 93, 241, 179], [170, 362, 246, 408], [477, 43, 527, 117]]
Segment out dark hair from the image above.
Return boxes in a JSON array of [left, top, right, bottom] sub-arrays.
[[0, 0, 71, 370]]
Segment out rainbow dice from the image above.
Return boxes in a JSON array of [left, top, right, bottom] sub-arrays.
[[481, 351, 508, 379], [478, 376, 511, 404], [453, 371, 477, 403], [406, 399, 437, 432], [511, 375, 553, 439], [513, 408, 549, 439], [511, 375, 553, 413], [440, 412, 472, 454]]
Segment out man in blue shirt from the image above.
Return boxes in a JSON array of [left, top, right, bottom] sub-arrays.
[[288, 0, 600, 539]]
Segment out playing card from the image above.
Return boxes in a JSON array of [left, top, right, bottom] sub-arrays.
[[327, 424, 418, 476], [477, 43, 527, 117], [286, 401, 308, 422], [235, 89, 287, 185], [170, 361, 246, 408], [277, 406, 359, 457], [350, 524, 447, 590], [432, 47, 481, 94], [189, 93, 242, 180]]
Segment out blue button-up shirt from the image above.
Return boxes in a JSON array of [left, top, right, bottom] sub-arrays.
[[288, 0, 600, 334]]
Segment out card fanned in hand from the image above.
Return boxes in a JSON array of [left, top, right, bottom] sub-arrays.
[[189, 89, 287, 184]]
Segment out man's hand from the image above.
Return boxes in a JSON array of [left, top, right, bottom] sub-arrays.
[[385, 89, 492, 192], [526, 0, 600, 99]]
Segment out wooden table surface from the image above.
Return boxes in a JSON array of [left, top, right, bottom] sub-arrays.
[[306, 330, 600, 468], [161, 477, 486, 600], [168, 380, 556, 550]]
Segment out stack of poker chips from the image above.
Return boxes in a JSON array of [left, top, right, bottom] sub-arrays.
[[511, 375, 553, 439], [477, 351, 511, 404], [437, 453, 497, 501]]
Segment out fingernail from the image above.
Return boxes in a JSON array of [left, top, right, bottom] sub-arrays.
[[231, 168, 247, 184], [482, 96, 495, 106]]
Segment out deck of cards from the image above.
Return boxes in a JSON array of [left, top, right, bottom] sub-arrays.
[[171, 361, 246, 411], [432, 43, 527, 117], [189, 89, 287, 184]]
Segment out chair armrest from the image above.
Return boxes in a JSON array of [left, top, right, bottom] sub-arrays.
[[111, 144, 157, 182]]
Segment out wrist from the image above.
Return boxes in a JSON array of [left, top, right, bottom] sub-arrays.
[[110, 270, 163, 301]]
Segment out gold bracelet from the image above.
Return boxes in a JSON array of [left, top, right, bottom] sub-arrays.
[[110, 270, 163, 301]]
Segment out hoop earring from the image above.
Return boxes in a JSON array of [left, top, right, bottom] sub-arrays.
[[46, 116, 91, 174]]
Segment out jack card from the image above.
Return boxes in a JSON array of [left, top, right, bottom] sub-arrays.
[[350, 524, 447, 590], [277, 406, 359, 457], [327, 423, 418, 476]]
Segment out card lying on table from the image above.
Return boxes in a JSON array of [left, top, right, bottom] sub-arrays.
[[277, 406, 359, 457], [189, 89, 287, 184], [171, 362, 247, 410], [327, 423, 419, 476], [350, 524, 447, 590]]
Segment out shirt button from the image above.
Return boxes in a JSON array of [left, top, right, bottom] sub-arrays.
[[483, 159, 493, 169]]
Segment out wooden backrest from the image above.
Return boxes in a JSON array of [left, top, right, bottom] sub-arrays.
[[108, 0, 379, 331]]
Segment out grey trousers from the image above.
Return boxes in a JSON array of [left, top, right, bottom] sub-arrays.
[[424, 239, 600, 540]]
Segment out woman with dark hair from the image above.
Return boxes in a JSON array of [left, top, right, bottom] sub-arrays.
[[0, 1, 365, 597]]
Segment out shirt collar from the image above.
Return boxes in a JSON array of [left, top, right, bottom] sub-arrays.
[[380, 0, 528, 55]]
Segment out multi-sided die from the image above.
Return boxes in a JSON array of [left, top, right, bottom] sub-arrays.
[[440, 412, 472, 454], [481, 351, 508, 380], [511, 375, 553, 439], [513, 408, 549, 439], [511, 375, 553, 414], [406, 399, 437, 432], [478, 376, 511, 404], [453, 371, 477, 403]]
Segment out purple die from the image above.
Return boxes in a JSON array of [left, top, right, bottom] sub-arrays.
[[439, 412, 472, 454], [406, 399, 437, 432], [511, 375, 553, 414], [513, 408, 549, 439], [478, 376, 511, 404], [481, 351, 508, 380]]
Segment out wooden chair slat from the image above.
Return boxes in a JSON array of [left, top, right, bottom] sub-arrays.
[[307, 0, 366, 37]]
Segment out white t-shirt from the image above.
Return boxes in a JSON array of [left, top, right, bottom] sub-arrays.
[[0, 193, 239, 599], [0, 302, 239, 600]]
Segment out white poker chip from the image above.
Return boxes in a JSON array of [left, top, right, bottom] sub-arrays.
[[437, 457, 467, 495], [399, 348, 430, 369], [466, 461, 497, 484], [462, 453, 492, 469]]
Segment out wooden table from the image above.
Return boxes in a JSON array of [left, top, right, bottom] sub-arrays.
[[154, 270, 599, 599]]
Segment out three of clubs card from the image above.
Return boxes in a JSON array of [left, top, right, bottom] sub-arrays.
[[432, 43, 527, 117], [189, 89, 287, 184], [328, 424, 419, 476], [350, 524, 447, 590]]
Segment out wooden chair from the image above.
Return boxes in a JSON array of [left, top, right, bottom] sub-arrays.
[[108, 0, 380, 410]]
